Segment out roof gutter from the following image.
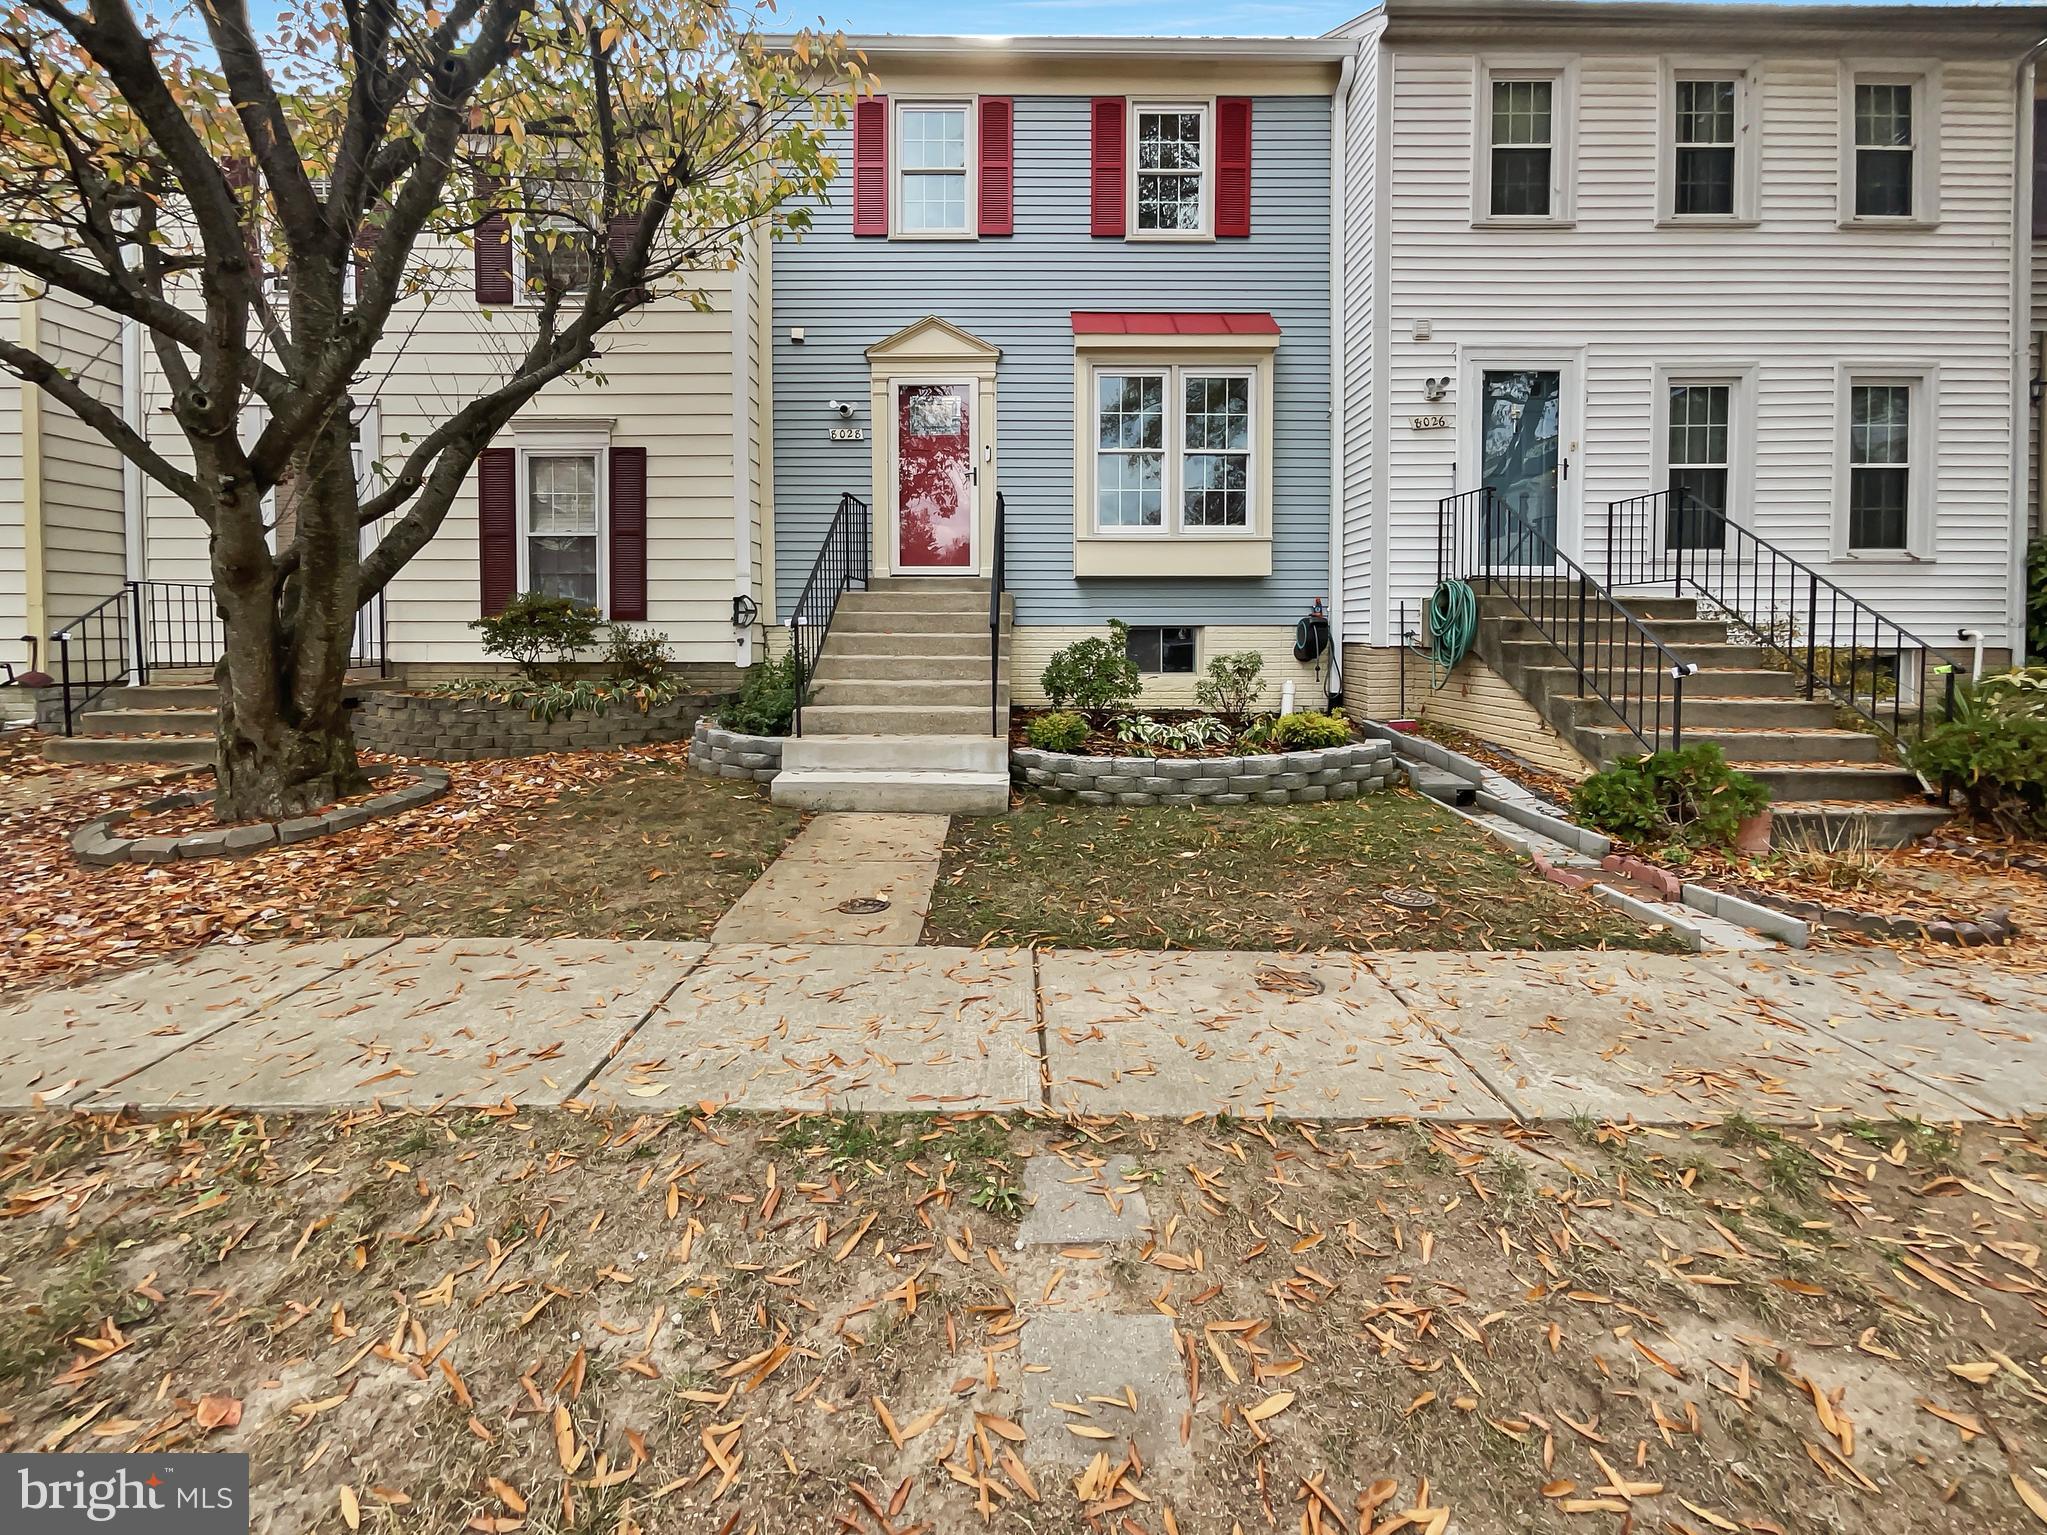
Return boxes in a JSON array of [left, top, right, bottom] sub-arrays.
[[1327, 45, 1359, 706], [2011, 39, 2047, 666]]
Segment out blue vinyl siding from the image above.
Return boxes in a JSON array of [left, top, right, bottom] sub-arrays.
[[771, 94, 1331, 626]]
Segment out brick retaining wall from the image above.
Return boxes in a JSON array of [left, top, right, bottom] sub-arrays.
[[1010, 738, 1397, 807], [355, 692, 709, 760]]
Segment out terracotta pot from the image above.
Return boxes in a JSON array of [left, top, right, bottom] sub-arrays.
[[1734, 810, 1772, 855]]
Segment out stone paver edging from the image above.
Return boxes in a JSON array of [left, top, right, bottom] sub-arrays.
[[689, 718, 784, 782], [1011, 737, 1396, 807], [71, 765, 449, 865], [1716, 882, 2017, 946]]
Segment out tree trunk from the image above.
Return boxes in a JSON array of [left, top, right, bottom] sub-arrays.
[[214, 686, 368, 820]]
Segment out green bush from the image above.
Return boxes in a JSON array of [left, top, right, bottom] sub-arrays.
[[1572, 742, 1770, 848], [1194, 651, 1265, 723], [1967, 666, 2047, 721], [717, 651, 800, 737], [429, 674, 688, 723], [1261, 711, 1353, 751], [2029, 539, 2046, 662], [1026, 711, 1089, 752], [1909, 710, 2047, 837], [603, 623, 672, 686], [470, 592, 603, 682], [1040, 621, 1142, 725]]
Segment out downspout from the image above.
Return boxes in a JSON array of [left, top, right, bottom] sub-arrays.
[[121, 315, 143, 582], [1327, 47, 1358, 708], [19, 288, 44, 644], [731, 232, 755, 669], [2011, 42, 2047, 665]]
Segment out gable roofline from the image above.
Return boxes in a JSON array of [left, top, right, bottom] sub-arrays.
[[1351, 0, 2047, 50]]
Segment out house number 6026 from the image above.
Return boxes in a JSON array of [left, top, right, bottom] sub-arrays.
[[828, 426, 867, 441]]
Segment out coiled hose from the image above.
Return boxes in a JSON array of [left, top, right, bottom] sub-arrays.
[[1422, 578, 1479, 690]]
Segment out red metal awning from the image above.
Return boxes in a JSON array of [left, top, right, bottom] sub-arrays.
[[1070, 311, 1282, 336]]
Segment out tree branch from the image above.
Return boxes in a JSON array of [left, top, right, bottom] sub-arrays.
[[0, 334, 198, 501]]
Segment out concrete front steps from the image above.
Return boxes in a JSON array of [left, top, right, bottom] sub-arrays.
[[773, 577, 1013, 813], [44, 683, 217, 765], [1473, 589, 1948, 848]]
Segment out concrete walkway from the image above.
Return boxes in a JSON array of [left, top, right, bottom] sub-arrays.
[[709, 813, 949, 947], [2, 937, 2041, 1123]]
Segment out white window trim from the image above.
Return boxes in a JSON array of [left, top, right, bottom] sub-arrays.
[[891, 97, 977, 242], [514, 425, 611, 612], [1128, 99, 1216, 242], [1085, 362, 1260, 540], [1651, 365, 1756, 530], [1838, 62, 1941, 230], [1472, 56, 1578, 229], [1833, 363, 1936, 562], [1656, 60, 1761, 227]]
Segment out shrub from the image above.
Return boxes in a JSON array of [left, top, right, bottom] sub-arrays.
[[1909, 710, 2047, 837], [470, 592, 603, 682], [1111, 714, 1232, 751], [1966, 666, 2047, 722], [1194, 651, 1265, 723], [1572, 742, 1770, 848], [1040, 621, 1142, 725], [604, 623, 672, 686], [429, 674, 688, 723], [1026, 711, 1089, 753], [2029, 539, 2046, 662], [1261, 711, 1353, 751], [717, 651, 800, 737]]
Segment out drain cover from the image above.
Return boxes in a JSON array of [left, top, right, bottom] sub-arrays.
[[1382, 887, 1440, 912], [1254, 965, 1324, 997], [837, 896, 891, 914]]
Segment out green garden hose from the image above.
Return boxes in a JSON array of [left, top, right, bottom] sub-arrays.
[[1422, 578, 1479, 690]]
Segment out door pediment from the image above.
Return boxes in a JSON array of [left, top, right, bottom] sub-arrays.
[[866, 316, 1001, 374]]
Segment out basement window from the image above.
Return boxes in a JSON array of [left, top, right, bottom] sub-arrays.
[[1125, 625, 1196, 674]]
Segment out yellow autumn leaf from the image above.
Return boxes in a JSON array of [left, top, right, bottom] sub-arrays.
[[339, 1485, 360, 1531], [1948, 1361, 2001, 1385], [2017, 1474, 2047, 1527], [1244, 1391, 1294, 1423]]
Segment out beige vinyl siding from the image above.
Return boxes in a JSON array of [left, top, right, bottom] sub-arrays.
[[141, 261, 747, 668], [35, 292, 127, 627], [2032, 236, 2046, 537], [1379, 49, 2023, 648], [0, 297, 25, 650]]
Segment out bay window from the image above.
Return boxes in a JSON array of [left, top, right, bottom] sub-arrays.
[[1092, 366, 1255, 535]]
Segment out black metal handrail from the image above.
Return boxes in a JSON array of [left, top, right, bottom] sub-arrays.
[[989, 491, 1006, 737], [1440, 487, 1696, 750], [1605, 488, 1950, 745], [787, 492, 871, 737], [51, 578, 390, 735]]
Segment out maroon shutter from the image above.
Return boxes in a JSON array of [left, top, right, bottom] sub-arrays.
[[1216, 97, 1252, 237], [1090, 98, 1126, 237], [477, 447, 518, 615], [979, 96, 1014, 236], [2034, 98, 2047, 239], [608, 445, 648, 621], [853, 95, 888, 236], [474, 173, 513, 304]]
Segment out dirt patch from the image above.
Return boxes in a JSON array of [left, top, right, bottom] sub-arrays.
[[926, 791, 1687, 952], [0, 1107, 2042, 1534]]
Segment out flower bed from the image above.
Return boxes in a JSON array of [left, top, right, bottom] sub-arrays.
[[355, 690, 709, 760], [1011, 738, 1397, 808], [71, 765, 449, 865], [688, 718, 783, 783]]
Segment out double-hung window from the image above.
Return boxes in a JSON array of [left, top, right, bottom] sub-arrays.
[[1093, 367, 1254, 535], [1842, 68, 1937, 225], [1846, 382, 1911, 552], [896, 103, 970, 236], [1666, 383, 1730, 549], [1673, 79, 1737, 217], [1134, 105, 1208, 235], [1488, 78, 1554, 217], [1853, 82, 1914, 217], [523, 449, 603, 606], [517, 174, 596, 301]]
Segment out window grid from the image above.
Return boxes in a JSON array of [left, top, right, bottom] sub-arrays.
[[1848, 383, 1911, 551], [1853, 81, 1915, 218], [1667, 383, 1730, 550], [1181, 374, 1251, 529], [898, 106, 969, 234], [519, 175, 597, 299], [527, 452, 601, 606], [1489, 79, 1554, 217], [1135, 109, 1206, 233], [1093, 367, 1254, 536], [1096, 373, 1166, 529], [1673, 79, 1737, 217]]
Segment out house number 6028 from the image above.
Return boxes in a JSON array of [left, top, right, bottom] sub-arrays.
[[828, 426, 867, 441]]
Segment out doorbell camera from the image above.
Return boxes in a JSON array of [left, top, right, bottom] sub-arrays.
[[827, 399, 855, 418]]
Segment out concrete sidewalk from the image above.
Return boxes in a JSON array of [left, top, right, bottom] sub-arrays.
[[0, 937, 2039, 1123]]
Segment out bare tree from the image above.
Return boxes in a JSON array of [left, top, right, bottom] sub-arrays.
[[0, 0, 856, 817]]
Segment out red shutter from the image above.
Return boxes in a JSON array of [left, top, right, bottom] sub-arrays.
[[477, 447, 518, 615], [2034, 98, 2047, 239], [608, 445, 648, 621], [979, 96, 1014, 236], [853, 95, 888, 236], [1090, 98, 1126, 238], [474, 174, 513, 304], [1216, 97, 1252, 237]]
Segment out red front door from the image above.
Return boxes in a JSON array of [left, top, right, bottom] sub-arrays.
[[896, 383, 973, 570]]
